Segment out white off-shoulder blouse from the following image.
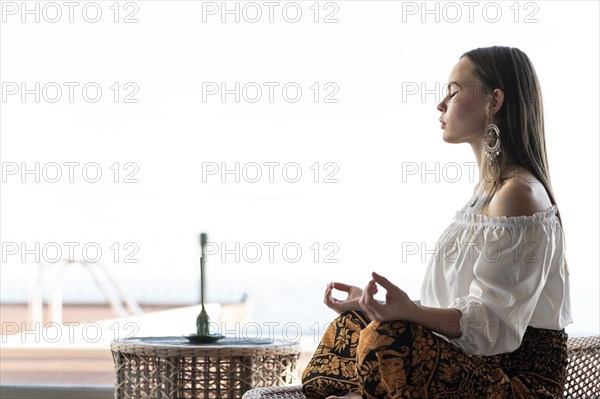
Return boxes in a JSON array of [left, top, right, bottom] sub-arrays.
[[418, 194, 573, 356]]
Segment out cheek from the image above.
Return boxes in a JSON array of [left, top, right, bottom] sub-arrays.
[[449, 96, 473, 116], [447, 98, 485, 130]]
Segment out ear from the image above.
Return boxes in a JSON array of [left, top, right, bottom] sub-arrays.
[[490, 88, 505, 115]]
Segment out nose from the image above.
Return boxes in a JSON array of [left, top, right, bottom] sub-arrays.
[[437, 99, 446, 113]]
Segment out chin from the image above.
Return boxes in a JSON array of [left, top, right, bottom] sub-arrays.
[[442, 129, 467, 144], [442, 131, 457, 143]]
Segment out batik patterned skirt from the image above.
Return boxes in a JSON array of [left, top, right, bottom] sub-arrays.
[[301, 310, 568, 399]]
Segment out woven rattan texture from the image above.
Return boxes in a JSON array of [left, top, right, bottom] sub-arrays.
[[111, 339, 301, 399], [564, 335, 600, 398]]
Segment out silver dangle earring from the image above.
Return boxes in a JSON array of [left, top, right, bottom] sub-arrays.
[[484, 123, 501, 166]]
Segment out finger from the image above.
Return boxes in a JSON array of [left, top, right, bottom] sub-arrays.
[[359, 292, 377, 321], [370, 280, 378, 295], [324, 288, 344, 314], [363, 280, 385, 316], [371, 271, 396, 291], [358, 293, 371, 319], [363, 281, 379, 306], [359, 288, 367, 308], [331, 282, 353, 292], [327, 286, 340, 300], [324, 286, 335, 305]]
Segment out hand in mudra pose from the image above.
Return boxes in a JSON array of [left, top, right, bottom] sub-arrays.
[[323, 281, 364, 314], [360, 271, 416, 322], [324, 271, 417, 322]]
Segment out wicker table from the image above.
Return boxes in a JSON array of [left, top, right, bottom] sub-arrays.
[[111, 337, 301, 399]]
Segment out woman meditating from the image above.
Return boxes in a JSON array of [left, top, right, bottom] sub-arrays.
[[301, 46, 573, 398]]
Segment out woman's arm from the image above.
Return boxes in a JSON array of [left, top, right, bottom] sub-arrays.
[[408, 304, 462, 338]]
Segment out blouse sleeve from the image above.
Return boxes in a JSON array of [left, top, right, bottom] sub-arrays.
[[447, 218, 562, 356]]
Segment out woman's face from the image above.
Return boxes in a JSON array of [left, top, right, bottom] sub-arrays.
[[437, 57, 493, 144]]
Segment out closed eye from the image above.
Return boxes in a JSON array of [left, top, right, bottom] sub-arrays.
[[446, 91, 458, 100]]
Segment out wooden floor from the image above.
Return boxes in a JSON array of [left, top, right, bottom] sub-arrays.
[[0, 304, 312, 387], [0, 304, 178, 386], [1, 348, 115, 385]]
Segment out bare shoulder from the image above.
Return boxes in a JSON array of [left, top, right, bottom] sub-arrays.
[[484, 169, 553, 217]]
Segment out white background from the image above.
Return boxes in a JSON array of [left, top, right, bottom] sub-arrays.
[[1, 0, 598, 340]]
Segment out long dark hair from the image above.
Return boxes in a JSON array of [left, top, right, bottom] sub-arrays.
[[460, 46, 569, 276]]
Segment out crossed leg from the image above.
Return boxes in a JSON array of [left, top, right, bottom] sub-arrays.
[[301, 310, 371, 398], [302, 309, 565, 398]]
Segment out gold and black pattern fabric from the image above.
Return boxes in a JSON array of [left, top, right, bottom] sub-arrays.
[[301, 309, 372, 396], [301, 310, 568, 399]]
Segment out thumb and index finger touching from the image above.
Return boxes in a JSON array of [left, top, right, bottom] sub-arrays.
[[371, 271, 396, 290], [328, 272, 393, 295], [329, 272, 392, 289]]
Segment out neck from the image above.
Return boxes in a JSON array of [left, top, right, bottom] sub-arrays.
[[470, 140, 486, 191], [470, 140, 520, 192]]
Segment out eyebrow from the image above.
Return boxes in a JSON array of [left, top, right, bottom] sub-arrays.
[[447, 81, 462, 88]]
